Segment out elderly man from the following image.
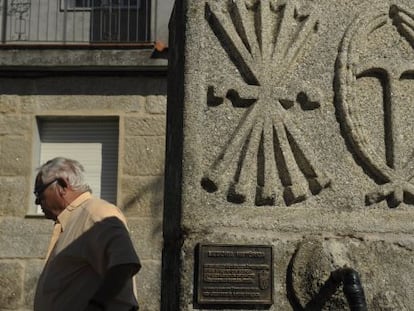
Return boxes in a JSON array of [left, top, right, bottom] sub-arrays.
[[33, 157, 140, 311]]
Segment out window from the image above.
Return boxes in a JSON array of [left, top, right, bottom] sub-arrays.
[[90, 0, 149, 42], [32, 117, 119, 214], [59, 0, 150, 42], [63, 0, 141, 10]]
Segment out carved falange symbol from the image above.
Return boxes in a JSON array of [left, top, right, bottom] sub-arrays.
[[336, 2, 414, 208], [201, 0, 330, 206]]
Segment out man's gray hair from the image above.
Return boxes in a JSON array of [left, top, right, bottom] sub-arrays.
[[37, 157, 91, 193]]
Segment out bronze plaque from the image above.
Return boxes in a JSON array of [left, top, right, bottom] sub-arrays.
[[196, 244, 273, 307]]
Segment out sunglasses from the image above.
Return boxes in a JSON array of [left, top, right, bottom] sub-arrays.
[[34, 178, 59, 204]]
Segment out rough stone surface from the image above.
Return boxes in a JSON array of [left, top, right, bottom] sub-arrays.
[[23, 260, 45, 308], [0, 218, 52, 258], [164, 0, 414, 309], [125, 116, 166, 136], [0, 49, 167, 70], [0, 95, 22, 113], [146, 95, 167, 114], [0, 177, 29, 217], [136, 260, 162, 311], [124, 136, 166, 176], [0, 115, 32, 136], [121, 176, 164, 218], [0, 261, 24, 309], [128, 217, 163, 261], [27, 95, 145, 113], [0, 137, 31, 176], [124, 95, 147, 113]]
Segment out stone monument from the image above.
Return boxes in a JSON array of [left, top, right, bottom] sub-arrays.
[[163, 0, 414, 310]]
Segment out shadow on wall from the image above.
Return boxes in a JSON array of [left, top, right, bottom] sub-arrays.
[[122, 176, 164, 237], [0, 75, 167, 96]]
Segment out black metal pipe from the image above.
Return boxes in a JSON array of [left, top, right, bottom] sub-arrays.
[[1, 0, 8, 43], [332, 268, 368, 311]]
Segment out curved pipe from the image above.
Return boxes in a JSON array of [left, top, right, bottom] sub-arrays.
[[289, 267, 369, 310], [331, 268, 368, 311]]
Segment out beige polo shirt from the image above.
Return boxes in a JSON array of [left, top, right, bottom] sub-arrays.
[[34, 192, 140, 311]]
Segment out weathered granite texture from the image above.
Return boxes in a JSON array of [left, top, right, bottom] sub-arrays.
[[164, 0, 414, 310]]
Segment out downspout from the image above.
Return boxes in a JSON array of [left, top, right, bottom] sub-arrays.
[[331, 268, 368, 311], [1, 0, 8, 43], [295, 267, 369, 310]]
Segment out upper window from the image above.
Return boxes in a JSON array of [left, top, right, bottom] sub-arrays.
[[32, 117, 119, 214], [66, 0, 141, 9]]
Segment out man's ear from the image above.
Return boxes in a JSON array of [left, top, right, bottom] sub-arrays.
[[57, 178, 67, 188]]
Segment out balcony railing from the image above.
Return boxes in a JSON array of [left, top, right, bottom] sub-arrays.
[[0, 0, 151, 44]]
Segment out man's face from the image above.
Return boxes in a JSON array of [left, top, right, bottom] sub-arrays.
[[34, 175, 62, 220]]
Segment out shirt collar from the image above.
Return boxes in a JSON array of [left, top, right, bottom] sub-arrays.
[[57, 192, 92, 231]]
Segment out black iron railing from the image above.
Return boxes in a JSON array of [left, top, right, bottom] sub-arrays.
[[0, 0, 151, 44]]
